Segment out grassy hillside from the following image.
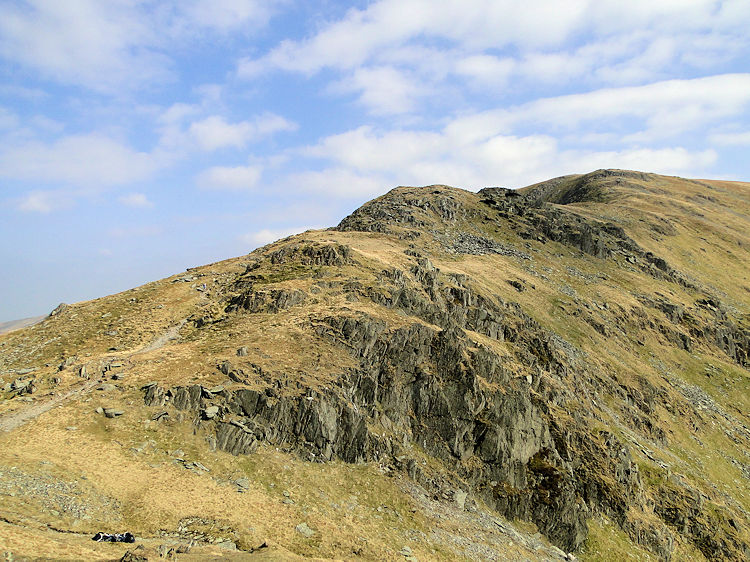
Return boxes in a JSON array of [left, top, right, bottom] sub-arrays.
[[1, 170, 748, 561]]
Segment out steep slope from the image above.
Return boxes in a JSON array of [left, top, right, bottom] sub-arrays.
[[1, 170, 749, 561]]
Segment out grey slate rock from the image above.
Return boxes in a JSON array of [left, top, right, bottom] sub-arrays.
[[295, 523, 315, 538]]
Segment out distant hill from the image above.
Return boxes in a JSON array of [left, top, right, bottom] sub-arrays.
[[0, 315, 45, 335], [0, 170, 748, 561]]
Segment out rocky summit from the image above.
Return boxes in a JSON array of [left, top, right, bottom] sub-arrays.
[[1, 169, 749, 561]]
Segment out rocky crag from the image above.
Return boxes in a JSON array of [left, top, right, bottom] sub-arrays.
[[1, 170, 749, 561]]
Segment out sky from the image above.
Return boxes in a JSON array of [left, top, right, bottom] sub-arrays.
[[1, 0, 750, 321]]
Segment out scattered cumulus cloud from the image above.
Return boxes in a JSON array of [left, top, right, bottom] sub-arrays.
[[239, 225, 324, 248], [118, 192, 154, 208], [0, 133, 156, 187], [286, 167, 385, 198], [16, 190, 68, 213], [188, 114, 296, 151], [329, 66, 424, 115], [708, 131, 750, 146], [196, 165, 262, 190], [0, 0, 284, 92], [176, 0, 281, 32]]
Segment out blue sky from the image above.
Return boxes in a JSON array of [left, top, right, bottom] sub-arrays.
[[2, 0, 750, 321]]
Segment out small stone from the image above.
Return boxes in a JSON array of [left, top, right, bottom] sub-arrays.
[[95, 407, 104, 414], [12, 379, 30, 390], [111, 373, 125, 380], [282, 498, 295, 505], [283, 490, 291, 497], [120, 545, 148, 562], [235, 477, 250, 489], [526, 374, 533, 385], [454, 489, 468, 510], [203, 406, 219, 419], [237, 346, 248, 356], [217, 541, 236, 551], [103, 408, 124, 418], [65, 426, 78, 431], [207, 385, 224, 394], [295, 523, 315, 538], [97, 383, 116, 391]]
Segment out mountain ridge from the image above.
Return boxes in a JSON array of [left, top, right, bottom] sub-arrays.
[[1, 169, 749, 561]]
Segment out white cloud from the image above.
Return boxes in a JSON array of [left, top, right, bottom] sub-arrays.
[[177, 0, 280, 32], [329, 66, 424, 115], [0, 107, 19, 130], [287, 167, 385, 198], [118, 192, 154, 208], [708, 131, 750, 146], [17, 190, 68, 213], [0, 0, 282, 91], [238, 0, 750, 117], [239, 225, 322, 248], [196, 165, 262, 190], [188, 114, 296, 151], [445, 74, 750, 141], [108, 225, 163, 238], [0, 0, 165, 91], [241, 0, 749, 76], [454, 55, 515, 88], [295, 84, 723, 193], [0, 133, 156, 187]]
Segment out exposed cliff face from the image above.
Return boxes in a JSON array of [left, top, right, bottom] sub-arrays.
[[2, 170, 750, 561]]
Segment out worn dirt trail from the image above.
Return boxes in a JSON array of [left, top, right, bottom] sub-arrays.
[[0, 380, 98, 433], [0, 319, 187, 434]]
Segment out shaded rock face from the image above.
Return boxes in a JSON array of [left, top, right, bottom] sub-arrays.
[[142, 259, 689, 556], [268, 242, 352, 266]]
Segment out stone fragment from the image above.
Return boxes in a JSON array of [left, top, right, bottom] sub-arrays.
[[237, 346, 248, 356], [104, 408, 124, 418], [203, 406, 219, 419], [453, 489, 467, 510], [12, 378, 30, 390], [295, 523, 315, 538]]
